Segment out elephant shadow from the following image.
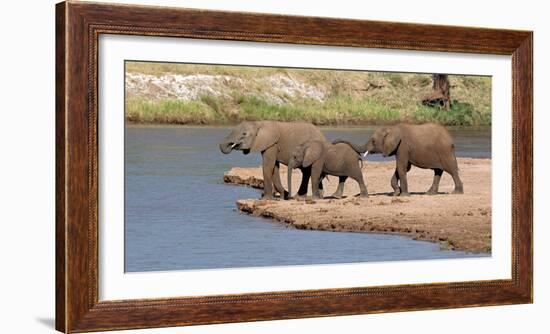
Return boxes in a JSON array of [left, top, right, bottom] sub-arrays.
[[353, 191, 447, 197]]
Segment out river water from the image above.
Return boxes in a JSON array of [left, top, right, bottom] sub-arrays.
[[125, 126, 490, 272]]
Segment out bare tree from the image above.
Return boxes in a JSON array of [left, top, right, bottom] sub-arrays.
[[422, 74, 451, 110]]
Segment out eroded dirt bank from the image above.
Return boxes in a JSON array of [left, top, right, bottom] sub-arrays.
[[224, 158, 491, 253]]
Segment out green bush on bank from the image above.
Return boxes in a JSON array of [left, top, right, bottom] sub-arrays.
[[126, 94, 485, 126]]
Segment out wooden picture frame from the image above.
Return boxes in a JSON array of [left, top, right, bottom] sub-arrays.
[[56, 1, 532, 332]]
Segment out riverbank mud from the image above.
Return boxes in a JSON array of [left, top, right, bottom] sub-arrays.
[[224, 158, 491, 253]]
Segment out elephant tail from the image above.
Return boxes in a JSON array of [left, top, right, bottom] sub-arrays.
[[332, 139, 368, 154], [450, 143, 460, 171]]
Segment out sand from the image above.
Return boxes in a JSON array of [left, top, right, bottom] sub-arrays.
[[223, 158, 491, 253]]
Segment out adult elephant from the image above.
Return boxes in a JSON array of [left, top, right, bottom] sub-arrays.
[[334, 123, 463, 196], [219, 121, 326, 199]]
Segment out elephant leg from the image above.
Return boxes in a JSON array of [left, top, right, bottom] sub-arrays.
[[451, 171, 464, 194], [318, 174, 325, 199], [396, 160, 410, 196], [332, 176, 347, 199], [427, 168, 443, 195], [310, 165, 323, 199], [260, 147, 277, 199], [347, 162, 368, 198], [297, 167, 311, 197], [352, 173, 369, 198], [314, 174, 325, 199], [442, 156, 464, 194], [272, 162, 289, 199], [391, 169, 400, 196]]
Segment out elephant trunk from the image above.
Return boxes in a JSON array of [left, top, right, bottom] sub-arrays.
[[287, 161, 294, 200], [219, 142, 234, 154], [332, 139, 368, 155]]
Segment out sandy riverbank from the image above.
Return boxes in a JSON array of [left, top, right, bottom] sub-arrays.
[[224, 158, 491, 253]]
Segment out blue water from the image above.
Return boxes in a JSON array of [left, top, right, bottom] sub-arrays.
[[125, 126, 490, 272]]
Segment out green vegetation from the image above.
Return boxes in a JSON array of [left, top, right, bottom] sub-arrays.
[[126, 98, 217, 124], [125, 62, 491, 126]]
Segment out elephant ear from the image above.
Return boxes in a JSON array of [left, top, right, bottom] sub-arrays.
[[250, 123, 280, 152], [303, 141, 323, 167], [382, 127, 401, 157]]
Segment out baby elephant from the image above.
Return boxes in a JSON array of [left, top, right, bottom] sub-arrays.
[[335, 123, 463, 196], [287, 140, 368, 199]]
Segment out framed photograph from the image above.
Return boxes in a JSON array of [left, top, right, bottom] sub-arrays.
[[56, 1, 532, 332]]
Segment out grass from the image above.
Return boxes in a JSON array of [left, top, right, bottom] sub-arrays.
[[125, 62, 492, 126], [125, 62, 284, 79], [126, 95, 478, 126], [126, 98, 218, 124]]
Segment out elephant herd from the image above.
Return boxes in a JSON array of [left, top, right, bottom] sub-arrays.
[[219, 121, 463, 200]]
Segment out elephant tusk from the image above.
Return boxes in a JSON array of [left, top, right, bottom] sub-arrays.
[[362, 151, 369, 157], [230, 143, 237, 149]]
